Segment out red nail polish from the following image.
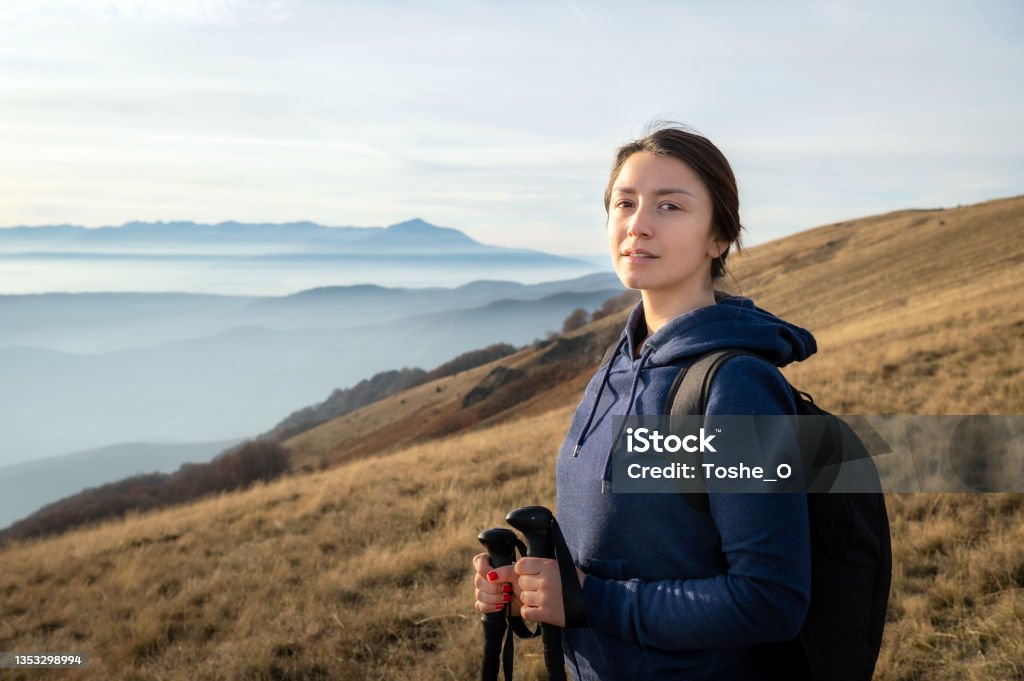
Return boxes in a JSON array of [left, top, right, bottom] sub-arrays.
[[487, 571, 499, 582], [502, 584, 513, 593], [495, 603, 505, 611], [502, 593, 511, 602]]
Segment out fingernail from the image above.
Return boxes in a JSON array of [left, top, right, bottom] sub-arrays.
[[495, 603, 505, 611], [487, 571, 499, 581], [502, 593, 511, 602], [502, 584, 512, 593]]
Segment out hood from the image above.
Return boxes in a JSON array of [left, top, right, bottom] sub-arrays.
[[571, 292, 817, 491], [620, 291, 817, 368]]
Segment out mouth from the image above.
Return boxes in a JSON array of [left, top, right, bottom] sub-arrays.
[[621, 248, 658, 260]]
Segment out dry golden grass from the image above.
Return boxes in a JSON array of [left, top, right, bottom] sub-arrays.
[[0, 406, 574, 680], [877, 494, 1024, 681], [0, 195, 1022, 680], [725, 196, 1024, 415]]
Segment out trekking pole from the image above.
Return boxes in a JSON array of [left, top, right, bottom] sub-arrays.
[[505, 506, 568, 681], [478, 528, 524, 681]]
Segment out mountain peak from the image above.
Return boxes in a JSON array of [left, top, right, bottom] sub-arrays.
[[376, 218, 480, 247], [385, 218, 441, 232]]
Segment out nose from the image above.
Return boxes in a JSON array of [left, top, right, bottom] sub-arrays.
[[625, 205, 653, 239]]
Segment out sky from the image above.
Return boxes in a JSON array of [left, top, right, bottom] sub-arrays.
[[1, 0, 1022, 256]]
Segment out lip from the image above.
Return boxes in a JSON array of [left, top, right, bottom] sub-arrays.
[[621, 247, 658, 264]]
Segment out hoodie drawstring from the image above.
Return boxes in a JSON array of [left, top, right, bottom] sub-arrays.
[[573, 335, 628, 457], [601, 343, 656, 492]]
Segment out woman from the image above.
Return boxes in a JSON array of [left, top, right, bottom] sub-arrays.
[[473, 123, 815, 679]]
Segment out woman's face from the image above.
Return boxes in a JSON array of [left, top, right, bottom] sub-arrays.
[[607, 151, 724, 301]]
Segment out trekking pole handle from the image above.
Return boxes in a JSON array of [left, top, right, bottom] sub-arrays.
[[479, 527, 522, 571], [478, 528, 521, 622], [505, 506, 555, 559], [506, 506, 566, 681], [477, 528, 524, 679]]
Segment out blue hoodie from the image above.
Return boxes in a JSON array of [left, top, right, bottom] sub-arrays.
[[555, 294, 817, 680]]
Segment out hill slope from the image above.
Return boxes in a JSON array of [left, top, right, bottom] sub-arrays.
[[0, 439, 243, 530], [0, 196, 1021, 680], [730, 196, 1023, 413]]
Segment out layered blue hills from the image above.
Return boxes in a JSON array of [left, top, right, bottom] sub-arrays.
[[0, 218, 572, 258], [0, 218, 604, 295]]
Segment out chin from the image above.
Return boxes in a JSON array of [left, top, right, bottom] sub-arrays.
[[614, 272, 642, 290], [615, 270, 653, 291]]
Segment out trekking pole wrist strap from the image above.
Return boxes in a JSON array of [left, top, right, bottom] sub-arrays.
[[550, 517, 587, 628], [508, 615, 540, 639]]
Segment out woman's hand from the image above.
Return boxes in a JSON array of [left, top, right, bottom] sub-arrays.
[[472, 552, 522, 616], [473, 552, 587, 626], [514, 557, 587, 627]]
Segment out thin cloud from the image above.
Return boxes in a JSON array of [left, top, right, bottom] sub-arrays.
[[1, 0, 294, 26]]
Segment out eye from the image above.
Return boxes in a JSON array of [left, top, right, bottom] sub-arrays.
[[660, 202, 681, 211], [614, 200, 634, 209]]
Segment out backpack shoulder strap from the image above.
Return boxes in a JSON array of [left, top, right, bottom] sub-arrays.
[[668, 349, 762, 417], [668, 349, 765, 512]]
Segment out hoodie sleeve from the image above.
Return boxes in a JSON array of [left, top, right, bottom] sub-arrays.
[[579, 356, 811, 650]]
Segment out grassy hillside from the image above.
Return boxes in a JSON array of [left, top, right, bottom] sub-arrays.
[[730, 196, 1024, 414], [282, 312, 624, 474], [0, 196, 1022, 680]]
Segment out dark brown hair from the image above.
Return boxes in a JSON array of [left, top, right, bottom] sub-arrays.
[[604, 122, 743, 280]]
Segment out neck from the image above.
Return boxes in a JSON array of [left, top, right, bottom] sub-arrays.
[[640, 284, 717, 336]]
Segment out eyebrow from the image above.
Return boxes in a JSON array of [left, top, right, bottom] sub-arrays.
[[612, 186, 697, 198]]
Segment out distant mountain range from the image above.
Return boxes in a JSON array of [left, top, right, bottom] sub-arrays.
[[0, 272, 621, 353], [0, 218, 606, 295], [0, 218, 585, 260], [0, 219, 620, 526], [0, 272, 625, 467]]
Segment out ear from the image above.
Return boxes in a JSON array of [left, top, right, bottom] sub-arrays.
[[707, 236, 728, 259]]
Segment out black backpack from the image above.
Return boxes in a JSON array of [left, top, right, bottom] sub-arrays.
[[666, 349, 892, 681]]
